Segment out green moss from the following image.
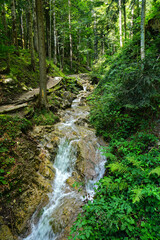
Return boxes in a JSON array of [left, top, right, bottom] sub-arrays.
[[32, 109, 59, 126], [0, 115, 32, 194]]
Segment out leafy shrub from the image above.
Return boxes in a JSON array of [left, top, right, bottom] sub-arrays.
[[69, 137, 160, 240], [89, 34, 160, 140], [32, 109, 59, 125], [70, 19, 160, 239]]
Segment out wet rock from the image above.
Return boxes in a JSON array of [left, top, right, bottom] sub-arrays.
[[0, 216, 14, 240], [75, 117, 89, 126], [50, 197, 82, 234], [14, 192, 49, 235], [61, 99, 71, 109], [3, 78, 13, 84], [75, 135, 103, 180], [62, 91, 76, 103], [46, 143, 54, 150], [39, 160, 56, 180]]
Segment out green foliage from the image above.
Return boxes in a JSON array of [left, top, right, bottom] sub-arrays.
[[70, 5, 160, 238], [0, 115, 31, 191], [69, 136, 160, 239], [0, 114, 31, 137], [89, 33, 160, 140], [32, 109, 59, 126]]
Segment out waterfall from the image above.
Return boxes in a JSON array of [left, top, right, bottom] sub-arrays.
[[22, 75, 106, 240], [23, 138, 77, 240]]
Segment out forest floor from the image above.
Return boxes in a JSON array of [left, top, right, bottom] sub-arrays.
[[0, 76, 63, 114]]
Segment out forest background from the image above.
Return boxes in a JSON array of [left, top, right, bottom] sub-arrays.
[[0, 0, 160, 239]]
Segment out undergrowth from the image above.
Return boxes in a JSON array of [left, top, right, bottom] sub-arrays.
[[32, 109, 59, 125], [69, 131, 160, 239], [69, 12, 160, 240], [0, 115, 31, 195]]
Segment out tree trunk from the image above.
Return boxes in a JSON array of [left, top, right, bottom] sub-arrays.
[[119, 0, 123, 47], [36, 0, 48, 108], [93, 11, 98, 60], [23, 12, 28, 49], [33, 0, 38, 52], [62, 33, 65, 70], [123, 0, 126, 41], [57, 36, 62, 69], [48, 0, 52, 61], [2, 3, 10, 72], [28, 0, 35, 71], [20, 10, 25, 49], [53, 0, 57, 64], [130, 6, 134, 39], [141, 0, 146, 61], [68, 0, 73, 69], [11, 0, 18, 48]]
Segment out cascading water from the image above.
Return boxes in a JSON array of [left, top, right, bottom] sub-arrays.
[[22, 75, 106, 240], [23, 139, 77, 240], [85, 151, 106, 201]]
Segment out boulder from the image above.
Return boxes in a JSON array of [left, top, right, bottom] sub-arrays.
[[50, 197, 83, 234], [0, 217, 14, 240]]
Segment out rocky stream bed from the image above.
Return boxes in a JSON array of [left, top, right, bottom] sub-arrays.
[[0, 74, 106, 240]]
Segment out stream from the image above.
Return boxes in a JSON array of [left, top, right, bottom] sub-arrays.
[[23, 75, 106, 240]]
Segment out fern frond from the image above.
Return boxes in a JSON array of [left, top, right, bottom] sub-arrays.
[[149, 167, 160, 176], [101, 177, 112, 187], [127, 156, 143, 169], [131, 188, 143, 203], [104, 152, 117, 161], [107, 162, 128, 173], [119, 181, 128, 191]]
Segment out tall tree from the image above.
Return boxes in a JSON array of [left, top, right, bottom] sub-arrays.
[[68, 0, 73, 69], [123, 0, 127, 40], [119, 0, 123, 47], [11, 0, 18, 48], [33, 0, 39, 52], [53, 0, 57, 64], [48, 0, 52, 61], [141, 0, 146, 61], [93, 10, 98, 60], [2, 2, 10, 72], [28, 0, 35, 71], [36, 0, 48, 108], [20, 9, 25, 49]]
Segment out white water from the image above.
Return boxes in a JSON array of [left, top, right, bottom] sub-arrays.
[[85, 153, 106, 201], [23, 139, 77, 240], [23, 76, 106, 240]]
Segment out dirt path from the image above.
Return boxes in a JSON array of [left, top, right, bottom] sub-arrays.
[[0, 76, 62, 114]]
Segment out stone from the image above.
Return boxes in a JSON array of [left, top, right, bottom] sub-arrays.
[[3, 78, 13, 84], [39, 161, 55, 180], [50, 197, 82, 234], [0, 217, 14, 240]]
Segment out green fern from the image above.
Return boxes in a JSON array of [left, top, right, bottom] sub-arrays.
[[107, 162, 128, 173], [149, 167, 160, 176], [119, 181, 128, 191], [104, 152, 117, 161], [131, 188, 144, 203], [127, 156, 144, 170], [100, 177, 112, 188]]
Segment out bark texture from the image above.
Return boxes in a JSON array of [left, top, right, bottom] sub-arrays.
[[36, 0, 48, 108], [11, 0, 18, 47], [119, 0, 123, 47], [2, 3, 10, 72], [28, 0, 35, 71], [68, 0, 73, 69], [53, 0, 57, 64], [141, 0, 146, 61]]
